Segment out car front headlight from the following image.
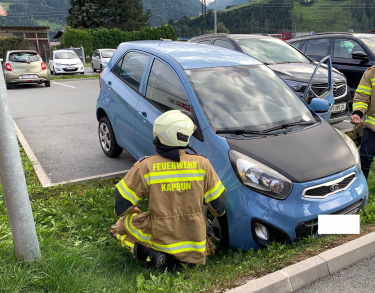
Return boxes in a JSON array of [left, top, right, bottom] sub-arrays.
[[284, 80, 307, 93], [230, 150, 293, 200], [335, 129, 361, 171]]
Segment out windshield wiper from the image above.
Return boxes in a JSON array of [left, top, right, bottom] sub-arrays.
[[216, 129, 271, 136], [262, 121, 316, 133]]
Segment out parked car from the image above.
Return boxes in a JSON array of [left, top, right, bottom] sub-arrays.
[[96, 40, 368, 251], [188, 33, 351, 124], [91, 49, 116, 72], [287, 32, 375, 108], [3, 50, 50, 89], [49, 49, 84, 75]]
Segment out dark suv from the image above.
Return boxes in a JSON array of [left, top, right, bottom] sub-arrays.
[[287, 32, 375, 107], [188, 33, 350, 124]]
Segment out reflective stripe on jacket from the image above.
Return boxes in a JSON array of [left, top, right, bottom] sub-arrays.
[[353, 66, 375, 132]]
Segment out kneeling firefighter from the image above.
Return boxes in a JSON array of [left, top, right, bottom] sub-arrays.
[[110, 110, 227, 269]]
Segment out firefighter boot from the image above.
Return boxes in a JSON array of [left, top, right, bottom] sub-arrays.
[[134, 243, 166, 270]]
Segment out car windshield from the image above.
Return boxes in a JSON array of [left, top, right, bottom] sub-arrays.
[[9, 52, 40, 63], [358, 36, 375, 55], [237, 38, 310, 65], [186, 65, 316, 132], [101, 50, 115, 58], [55, 52, 79, 59]]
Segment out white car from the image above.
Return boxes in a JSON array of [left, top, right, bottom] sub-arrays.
[[49, 50, 84, 75], [91, 49, 116, 72]]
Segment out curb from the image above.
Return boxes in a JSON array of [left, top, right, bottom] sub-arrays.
[[227, 232, 375, 293]]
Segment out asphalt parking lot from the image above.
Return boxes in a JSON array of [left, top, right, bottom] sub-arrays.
[[6, 78, 353, 187], [6, 78, 136, 187]]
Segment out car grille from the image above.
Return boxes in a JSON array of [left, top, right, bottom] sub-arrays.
[[311, 81, 347, 98], [295, 196, 366, 239], [302, 172, 356, 198], [63, 68, 78, 72]]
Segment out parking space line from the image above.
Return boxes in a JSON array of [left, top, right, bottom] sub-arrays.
[[14, 120, 53, 187], [15, 121, 129, 187], [52, 82, 76, 88]]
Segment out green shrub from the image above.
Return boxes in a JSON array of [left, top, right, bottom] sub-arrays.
[[0, 36, 29, 60], [60, 25, 177, 59]]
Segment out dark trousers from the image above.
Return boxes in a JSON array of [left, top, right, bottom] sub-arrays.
[[360, 127, 375, 178]]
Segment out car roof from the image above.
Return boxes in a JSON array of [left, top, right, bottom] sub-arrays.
[[190, 33, 273, 41], [7, 50, 38, 54], [115, 40, 262, 70], [289, 32, 375, 41]]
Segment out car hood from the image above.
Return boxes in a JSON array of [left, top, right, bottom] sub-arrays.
[[268, 62, 344, 84], [226, 122, 354, 183], [55, 58, 81, 65]]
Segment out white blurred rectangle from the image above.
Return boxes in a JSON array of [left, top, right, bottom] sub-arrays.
[[318, 215, 360, 234]]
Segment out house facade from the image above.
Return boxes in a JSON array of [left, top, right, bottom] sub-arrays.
[[0, 26, 51, 60]]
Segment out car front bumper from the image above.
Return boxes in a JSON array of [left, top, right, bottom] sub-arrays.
[[54, 65, 84, 74], [226, 165, 368, 251]]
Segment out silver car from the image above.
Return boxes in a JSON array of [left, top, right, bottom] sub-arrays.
[[3, 50, 50, 89], [91, 49, 116, 72]]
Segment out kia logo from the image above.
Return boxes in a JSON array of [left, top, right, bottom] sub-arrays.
[[330, 184, 340, 192]]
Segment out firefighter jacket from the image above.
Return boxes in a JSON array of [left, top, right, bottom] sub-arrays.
[[352, 65, 375, 132], [114, 150, 227, 265]]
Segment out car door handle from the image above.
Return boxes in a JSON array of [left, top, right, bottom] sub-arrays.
[[138, 111, 148, 121]]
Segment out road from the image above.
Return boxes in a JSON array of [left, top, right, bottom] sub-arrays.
[[6, 79, 136, 186], [6, 78, 354, 187], [296, 254, 375, 293]]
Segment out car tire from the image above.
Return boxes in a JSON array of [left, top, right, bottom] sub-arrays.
[[92, 63, 96, 73], [51, 66, 55, 75], [45, 81, 51, 87], [204, 206, 229, 249], [100, 64, 103, 72], [6, 82, 12, 90], [98, 116, 123, 157]]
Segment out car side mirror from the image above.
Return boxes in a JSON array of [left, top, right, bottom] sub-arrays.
[[352, 51, 368, 60], [310, 98, 330, 113]]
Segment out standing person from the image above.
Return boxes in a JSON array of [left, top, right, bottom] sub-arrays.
[[350, 65, 375, 179], [110, 110, 227, 269]]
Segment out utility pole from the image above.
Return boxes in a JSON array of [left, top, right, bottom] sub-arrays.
[[214, 0, 217, 33], [201, 0, 206, 34], [0, 64, 40, 260]]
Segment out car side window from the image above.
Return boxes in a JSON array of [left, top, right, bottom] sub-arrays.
[[290, 41, 302, 49], [114, 51, 148, 91], [197, 40, 210, 44], [213, 39, 236, 50], [333, 38, 364, 58], [305, 39, 331, 56], [145, 59, 190, 112]]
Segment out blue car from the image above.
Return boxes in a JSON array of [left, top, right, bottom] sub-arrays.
[[96, 40, 368, 250]]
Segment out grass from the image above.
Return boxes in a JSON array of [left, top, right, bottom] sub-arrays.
[[50, 73, 100, 80], [1, 142, 375, 292], [292, 0, 360, 33]]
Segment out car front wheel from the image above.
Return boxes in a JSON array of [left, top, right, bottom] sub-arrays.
[[98, 116, 123, 157], [92, 63, 96, 72], [204, 206, 229, 250]]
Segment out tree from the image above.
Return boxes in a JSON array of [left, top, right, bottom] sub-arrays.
[[67, 0, 104, 29], [67, 0, 151, 31], [105, 0, 151, 31]]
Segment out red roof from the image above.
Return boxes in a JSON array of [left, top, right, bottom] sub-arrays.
[[0, 4, 7, 17]]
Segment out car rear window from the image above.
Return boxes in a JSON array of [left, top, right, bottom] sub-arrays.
[[9, 52, 40, 63]]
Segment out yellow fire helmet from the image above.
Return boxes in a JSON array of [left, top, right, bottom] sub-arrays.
[[153, 110, 196, 147]]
